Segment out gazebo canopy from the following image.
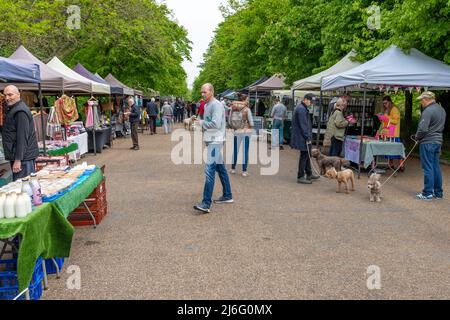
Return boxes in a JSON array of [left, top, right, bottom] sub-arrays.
[[104, 73, 135, 96], [0, 56, 40, 83], [47, 57, 111, 95], [238, 76, 269, 94], [250, 74, 286, 92], [292, 50, 361, 91], [2, 45, 90, 92], [322, 45, 450, 91]]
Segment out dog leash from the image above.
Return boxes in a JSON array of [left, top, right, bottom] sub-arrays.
[[379, 135, 419, 188], [307, 143, 323, 176]]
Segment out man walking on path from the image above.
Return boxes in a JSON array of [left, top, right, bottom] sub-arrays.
[[127, 97, 140, 150], [270, 97, 287, 149], [146, 98, 159, 135], [415, 91, 446, 201], [2, 85, 39, 181], [290, 93, 320, 184], [194, 83, 233, 214]]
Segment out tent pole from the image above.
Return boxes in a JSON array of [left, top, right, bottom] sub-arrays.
[[316, 89, 324, 147], [358, 87, 367, 179], [38, 83, 46, 156], [255, 91, 258, 117]]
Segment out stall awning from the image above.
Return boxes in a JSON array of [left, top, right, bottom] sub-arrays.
[[292, 50, 361, 91], [0, 56, 40, 83], [1, 45, 91, 93], [104, 74, 135, 96], [322, 45, 450, 91], [250, 74, 286, 92], [47, 57, 111, 95], [238, 76, 269, 94]]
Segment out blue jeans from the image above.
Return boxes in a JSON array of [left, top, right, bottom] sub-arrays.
[[420, 143, 443, 197], [272, 119, 284, 147], [202, 144, 233, 207], [232, 135, 250, 172]]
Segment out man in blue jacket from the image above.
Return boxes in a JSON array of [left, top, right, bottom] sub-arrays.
[[290, 93, 320, 184], [146, 98, 159, 135]]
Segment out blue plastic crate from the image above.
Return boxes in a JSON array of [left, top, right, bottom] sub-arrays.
[[0, 257, 44, 300], [45, 257, 64, 275]]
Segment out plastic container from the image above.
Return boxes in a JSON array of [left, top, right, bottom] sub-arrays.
[[0, 257, 44, 300], [45, 257, 65, 275]]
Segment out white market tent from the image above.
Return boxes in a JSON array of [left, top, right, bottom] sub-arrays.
[[322, 45, 450, 91], [292, 49, 361, 91], [47, 57, 111, 95]]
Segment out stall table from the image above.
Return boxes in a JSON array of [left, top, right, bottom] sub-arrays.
[[67, 132, 88, 160], [344, 137, 406, 169], [87, 127, 112, 153]]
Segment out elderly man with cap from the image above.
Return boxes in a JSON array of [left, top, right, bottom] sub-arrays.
[[415, 91, 446, 201], [2, 85, 39, 181], [290, 93, 320, 184]]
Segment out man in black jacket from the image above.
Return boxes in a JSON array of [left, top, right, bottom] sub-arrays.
[[146, 98, 159, 135], [2, 85, 39, 181], [290, 93, 320, 184], [127, 97, 140, 150]]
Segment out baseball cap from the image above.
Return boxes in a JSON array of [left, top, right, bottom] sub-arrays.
[[417, 91, 436, 100]]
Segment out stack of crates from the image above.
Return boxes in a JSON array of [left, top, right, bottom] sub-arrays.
[[68, 179, 107, 226], [45, 257, 65, 275], [0, 257, 45, 300]]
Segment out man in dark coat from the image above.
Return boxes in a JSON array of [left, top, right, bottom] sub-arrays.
[[2, 85, 39, 181], [290, 93, 320, 184], [127, 97, 140, 150], [146, 98, 159, 135]]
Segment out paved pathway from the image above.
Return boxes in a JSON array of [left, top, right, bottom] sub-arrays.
[[44, 125, 450, 299]]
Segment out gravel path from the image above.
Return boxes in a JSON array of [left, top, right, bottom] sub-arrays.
[[43, 125, 450, 300]]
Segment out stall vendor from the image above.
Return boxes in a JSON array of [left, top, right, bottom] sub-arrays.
[[379, 96, 401, 140]]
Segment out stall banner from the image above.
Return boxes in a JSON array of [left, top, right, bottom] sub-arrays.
[[344, 138, 361, 163]]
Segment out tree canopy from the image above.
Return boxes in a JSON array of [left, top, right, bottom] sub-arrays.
[[0, 0, 192, 97], [192, 0, 450, 99]]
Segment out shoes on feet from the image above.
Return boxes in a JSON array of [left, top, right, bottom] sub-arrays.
[[307, 174, 320, 180], [415, 193, 433, 201], [242, 172, 249, 177], [297, 177, 312, 184], [213, 197, 234, 204], [193, 203, 211, 213], [230, 169, 236, 174]]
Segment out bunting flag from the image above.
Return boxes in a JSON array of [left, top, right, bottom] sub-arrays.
[[416, 86, 422, 92], [408, 87, 414, 93], [394, 86, 399, 94]]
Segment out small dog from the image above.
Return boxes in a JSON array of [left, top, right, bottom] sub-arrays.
[[367, 173, 382, 202], [184, 115, 197, 131], [325, 167, 356, 194], [311, 148, 350, 175]]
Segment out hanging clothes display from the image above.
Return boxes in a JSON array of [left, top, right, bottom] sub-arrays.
[[85, 104, 94, 128], [21, 91, 38, 109], [33, 111, 48, 143], [93, 105, 101, 129], [55, 94, 79, 125]]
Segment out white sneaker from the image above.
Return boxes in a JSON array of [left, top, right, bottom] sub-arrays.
[[242, 172, 249, 177], [230, 169, 236, 174]]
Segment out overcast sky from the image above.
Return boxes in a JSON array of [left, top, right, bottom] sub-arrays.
[[161, 0, 225, 89]]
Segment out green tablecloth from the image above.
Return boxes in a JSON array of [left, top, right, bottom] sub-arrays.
[[52, 168, 104, 218], [345, 138, 406, 168], [46, 143, 79, 156], [0, 168, 104, 292], [0, 203, 74, 292]]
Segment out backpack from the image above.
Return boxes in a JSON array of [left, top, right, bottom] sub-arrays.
[[230, 105, 248, 130]]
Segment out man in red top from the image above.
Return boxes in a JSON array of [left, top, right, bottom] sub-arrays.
[[197, 99, 205, 119]]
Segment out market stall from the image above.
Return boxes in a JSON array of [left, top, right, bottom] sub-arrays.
[[321, 45, 450, 176], [0, 163, 106, 299]]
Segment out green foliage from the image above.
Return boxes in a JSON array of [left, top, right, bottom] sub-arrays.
[[0, 0, 191, 97], [193, 0, 450, 97]]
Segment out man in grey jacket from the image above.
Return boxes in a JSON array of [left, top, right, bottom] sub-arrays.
[[415, 91, 446, 201], [194, 83, 233, 214]]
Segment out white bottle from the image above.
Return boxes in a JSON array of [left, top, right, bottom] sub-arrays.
[[15, 193, 29, 219], [4, 193, 16, 219], [21, 178, 33, 200], [0, 193, 6, 219]]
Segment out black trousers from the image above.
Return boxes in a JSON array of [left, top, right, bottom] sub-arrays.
[[149, 116, 157, 133], [298, 149, 312, 179], [329, 137, 344, 157], [131, 122, 139, 147]]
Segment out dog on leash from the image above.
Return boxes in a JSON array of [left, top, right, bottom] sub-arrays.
[[367, 173, 382, 202], [311, 148, 351, 175], [184, 115, 197, 131], [325, 167, 356, 194]]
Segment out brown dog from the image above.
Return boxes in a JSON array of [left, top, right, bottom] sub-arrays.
[[311, 148, 350, 175], [325, 167, 356, 194]]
